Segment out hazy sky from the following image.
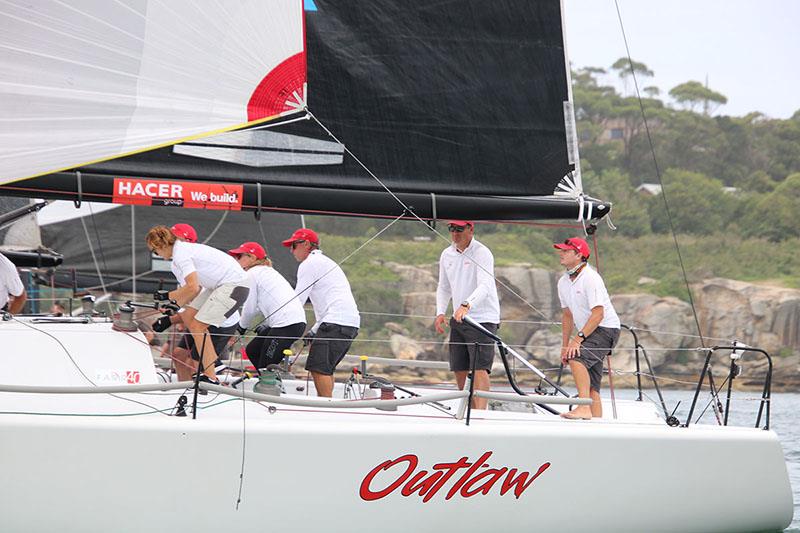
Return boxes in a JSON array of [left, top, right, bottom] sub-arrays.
[[564, 0, 800, 119]]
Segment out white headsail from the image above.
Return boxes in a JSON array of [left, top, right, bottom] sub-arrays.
[[0, 0, 306, 184]]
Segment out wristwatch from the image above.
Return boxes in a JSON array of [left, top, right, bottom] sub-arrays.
[[460, 301, 470, 308], [577, 331, 586, 341]]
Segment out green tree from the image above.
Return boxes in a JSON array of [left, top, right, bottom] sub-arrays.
[[668, 81, 727, 115], [648, 169, 735, 234], [610, 58, 654, 96], [583, 169, 651, 237], [743, 173, 800, 241]]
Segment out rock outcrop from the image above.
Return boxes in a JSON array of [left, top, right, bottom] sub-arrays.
[[381, 262, 800, 385]]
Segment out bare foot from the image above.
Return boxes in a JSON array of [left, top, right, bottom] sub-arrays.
[[560, 409, 592, 420]]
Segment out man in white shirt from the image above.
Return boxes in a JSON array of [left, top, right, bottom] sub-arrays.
[[434, 220, 500, 410], [555, 237, 620, 420], [0, 252, 26, 314], [282, 228, 359, 398], [146, 226, 249, 384], [229, 241, 306, 370]]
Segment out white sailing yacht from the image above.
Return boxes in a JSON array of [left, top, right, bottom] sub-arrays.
[[0, 1, 792, 531]]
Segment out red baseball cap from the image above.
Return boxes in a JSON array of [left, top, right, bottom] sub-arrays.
[[447, 220, 473, 227], [171, 223, 197, 243], [553, 237, 591, 259], [281, 228, 320, 247], [228, 241, 266, 260]]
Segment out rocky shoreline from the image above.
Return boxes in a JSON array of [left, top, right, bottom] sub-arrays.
[[358, 262, 799, 392]]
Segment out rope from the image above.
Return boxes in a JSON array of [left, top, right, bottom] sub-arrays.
[[78, 213, 112, 314], [251, 212, 407, 330], [613, 1, 706, 348], [306, 110, 551, 321]]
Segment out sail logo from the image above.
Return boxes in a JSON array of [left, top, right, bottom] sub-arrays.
[[113, 178, 243, 211], [359, 451, 550, 503]]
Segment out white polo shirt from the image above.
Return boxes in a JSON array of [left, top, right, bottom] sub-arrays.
[[295, 249, 360, 333], [170, 240, 246, 289], [557, 264, 620, 331], [436, 238, 500, 324], [0, 253, 24, 310], [240, 265, 306, 329]]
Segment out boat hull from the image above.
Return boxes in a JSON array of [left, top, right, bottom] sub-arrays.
[[1, 407, 792, 532]]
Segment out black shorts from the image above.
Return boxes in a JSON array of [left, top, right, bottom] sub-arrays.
[[448, 318, 498, 372], [178, 323, 238, 362], [574, 326, 620, 392], [245, 322, 306, 369], [305, 322, 359, 376]]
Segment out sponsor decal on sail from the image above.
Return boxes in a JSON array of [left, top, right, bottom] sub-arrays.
[[359, 451, 550, 503], [113, 178, 243, 210]]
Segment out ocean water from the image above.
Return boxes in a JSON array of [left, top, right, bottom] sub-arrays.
[[613, 389, 799, 532]]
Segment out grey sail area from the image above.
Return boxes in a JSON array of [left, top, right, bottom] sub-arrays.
[[36, 206, 300, 293]]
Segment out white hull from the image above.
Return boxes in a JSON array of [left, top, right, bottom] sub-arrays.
[[0, 318, 793, 532]]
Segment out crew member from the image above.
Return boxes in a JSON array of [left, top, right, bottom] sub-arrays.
[[283, 228, 359, 398], [434, 220, 500, 410], [145, 226, 248, 384], [153, 223, 236, 380], [554, 237, 620, 420], [228, 241, 306, 370], [0, 252, 26, 314]]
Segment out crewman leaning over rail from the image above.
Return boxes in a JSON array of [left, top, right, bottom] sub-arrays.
[[153, 223, 240, 381], [434, 220, 500, 410], [145, 225, 249, 386], [283, 228, 360, 398], [554, 237, 620, 420]]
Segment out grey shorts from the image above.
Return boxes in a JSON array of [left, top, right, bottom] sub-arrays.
[[574, 326, 620, 392], [306, 322, 359, 376], [448, 318, 498, 372], [188, 283, 249, 327]]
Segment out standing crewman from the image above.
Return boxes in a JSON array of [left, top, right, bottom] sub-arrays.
[[282, 228, 359, 398], [0, 252, 26, 314], [434, 220, 500, 410], [228, 241, 306, 370], [554, 237, 620, 420]]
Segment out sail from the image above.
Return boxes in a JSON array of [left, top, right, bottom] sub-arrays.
[[1, 0, 610, 221], [0, 0, 306, 184], [36, 203, 302, 293]]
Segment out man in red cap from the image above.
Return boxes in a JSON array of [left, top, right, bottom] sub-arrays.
[[228, 241, 306, 370], [170, 223, 197, 243], [434, 220, 500, 410], [554, 237, 620, 420], [282, 228, 360, 397]]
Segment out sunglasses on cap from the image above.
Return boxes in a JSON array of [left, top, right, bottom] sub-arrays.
[[562, 239, 580, 251], [447, 224, 467, 233]]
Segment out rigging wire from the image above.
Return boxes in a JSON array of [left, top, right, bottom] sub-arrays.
[[612, 0, 706, 349], [306, 110, 551, 321], [11, 317, 170, 416], [79, 212, 112, 315]]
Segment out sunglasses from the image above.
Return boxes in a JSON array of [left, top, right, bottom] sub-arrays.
[[448, 224, 466, 233], [291, 240, 306, 249]]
